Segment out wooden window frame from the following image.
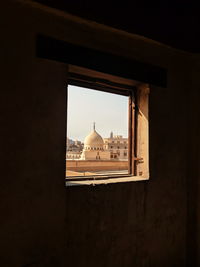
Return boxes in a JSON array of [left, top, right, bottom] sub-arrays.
[[65, 65, 149, 184]]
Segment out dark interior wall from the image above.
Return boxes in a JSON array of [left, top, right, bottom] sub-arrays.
[[1, 3, 68, 264], [196, 66, 200, 266], [186, 61, 200, 267], [1, 1, 199, 266], [1, 7, 68, 264], [33, 0, 200, 53]]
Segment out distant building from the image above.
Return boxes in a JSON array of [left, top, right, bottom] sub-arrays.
[[66, 125, 128, 161], [104, 132, 128, 160], [80, 123, 110, 160], [66, 137, 74, 148], [66, 138, 83, 159], [66, 151, 82, 159]]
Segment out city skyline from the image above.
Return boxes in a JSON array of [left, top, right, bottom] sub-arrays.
[[67, 85, 129, 141]]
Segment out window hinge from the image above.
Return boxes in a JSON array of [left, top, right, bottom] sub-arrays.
[[134, 157, 144, 164]]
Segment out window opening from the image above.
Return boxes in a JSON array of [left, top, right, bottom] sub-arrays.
[[65, 66, 149, 183], [66, 85, 130, 180]]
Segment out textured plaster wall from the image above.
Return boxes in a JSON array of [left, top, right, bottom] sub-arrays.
[[1, 1, 199, 266]]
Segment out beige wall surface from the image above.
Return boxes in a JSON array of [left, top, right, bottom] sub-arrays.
[[1, 1, 200, 266], [66, 160, 128, 172]]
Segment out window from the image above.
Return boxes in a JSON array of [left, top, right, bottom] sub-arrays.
[[65, 65, 149, 185], [36, 35, 168, 185]]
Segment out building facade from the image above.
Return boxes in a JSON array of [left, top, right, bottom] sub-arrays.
[[66, 126, 128, 161], [80, 123, 110, 160], [104, 132, 128, 160], [66, 138, 83, 159]]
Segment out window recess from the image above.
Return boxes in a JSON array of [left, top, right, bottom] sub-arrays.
[[65, 65, 149, 185]]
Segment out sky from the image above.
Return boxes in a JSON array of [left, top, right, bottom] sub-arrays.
[[67, 85, 129, 142]]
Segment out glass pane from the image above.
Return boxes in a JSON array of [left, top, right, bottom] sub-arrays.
[[66, 85, 129, 179]]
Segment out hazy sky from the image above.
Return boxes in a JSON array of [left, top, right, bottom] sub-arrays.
[[67, 85, 129, 141]]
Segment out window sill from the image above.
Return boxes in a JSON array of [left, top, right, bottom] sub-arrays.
[[65, 176, 149, 186]]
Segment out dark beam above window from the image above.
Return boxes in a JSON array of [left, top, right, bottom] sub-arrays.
[[36, 34, 167, 88]]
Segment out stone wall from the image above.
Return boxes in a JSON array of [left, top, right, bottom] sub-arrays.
[[66, 160, 128, 172]]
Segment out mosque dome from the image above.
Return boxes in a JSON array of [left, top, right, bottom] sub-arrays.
[[84, 130, 104, 146], [83, 123, 104, 150]]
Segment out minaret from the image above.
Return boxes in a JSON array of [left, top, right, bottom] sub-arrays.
[[110, 131, 113, 138], [93, 122, 96, 131]]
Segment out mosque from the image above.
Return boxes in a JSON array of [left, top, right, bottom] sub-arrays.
[[80, 123, 110, 160]]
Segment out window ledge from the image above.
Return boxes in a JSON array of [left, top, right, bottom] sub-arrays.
[[65, 176, 149, 186]]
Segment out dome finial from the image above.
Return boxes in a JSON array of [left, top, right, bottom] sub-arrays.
[[93, 122, 96, 131]]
